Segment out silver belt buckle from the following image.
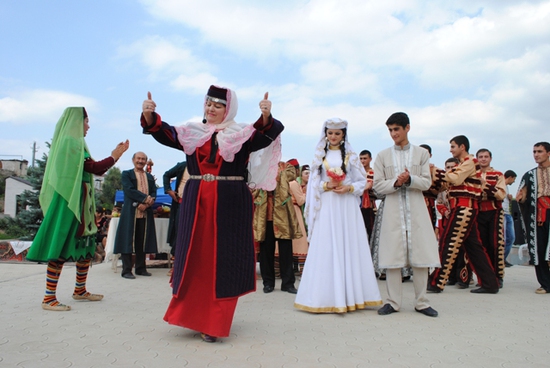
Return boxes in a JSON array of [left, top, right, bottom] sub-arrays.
[[203, 173, 216, 182]]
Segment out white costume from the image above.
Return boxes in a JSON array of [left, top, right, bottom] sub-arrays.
[[373, 144, 440, 269], [373, 143, 440, 311], [294, 118, 382, 313]]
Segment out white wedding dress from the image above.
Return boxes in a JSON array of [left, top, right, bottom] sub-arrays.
[[294, 149, 382, 313]]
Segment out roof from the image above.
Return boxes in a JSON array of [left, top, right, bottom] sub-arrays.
[[6, 176, 32, 186]]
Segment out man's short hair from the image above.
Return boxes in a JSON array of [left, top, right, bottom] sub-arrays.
[[419, 144, 432, 155], [504, 170, 517, 179], [445, 157, 460, 165], [476, 148, 492, 158], [385, 112, 409, 129], [450, 135, 470, 153], [534, 142, 550, 152], [359, 150, 372, 158]]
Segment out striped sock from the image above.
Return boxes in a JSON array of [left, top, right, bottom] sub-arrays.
[[43, 260, 65, 306], [74, 259, 91, 296]]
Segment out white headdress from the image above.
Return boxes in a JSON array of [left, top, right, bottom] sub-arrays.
[[175, 86, 281, 190]]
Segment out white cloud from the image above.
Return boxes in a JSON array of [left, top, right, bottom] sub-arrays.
[[116, 35, 218, 92], [0, 90, 97, 125]]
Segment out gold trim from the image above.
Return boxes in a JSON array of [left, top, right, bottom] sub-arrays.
[[294, 300, 383, 314]]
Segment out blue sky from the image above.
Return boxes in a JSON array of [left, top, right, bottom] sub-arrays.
[[1, 0, 549, 194]]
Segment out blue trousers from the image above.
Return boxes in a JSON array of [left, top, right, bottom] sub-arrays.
[[504, 214, 515, 261]]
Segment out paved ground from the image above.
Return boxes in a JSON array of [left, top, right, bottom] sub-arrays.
[[0, 257, 548, 368]]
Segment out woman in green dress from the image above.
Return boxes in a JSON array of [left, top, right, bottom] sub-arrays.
[[27, 107, 129, 311]]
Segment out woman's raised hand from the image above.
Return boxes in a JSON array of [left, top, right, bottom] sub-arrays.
[[112, 140, 130, 161], [142, 92, 156, 126], [143, 91, 156, 113], [259, 92, 272, 123]]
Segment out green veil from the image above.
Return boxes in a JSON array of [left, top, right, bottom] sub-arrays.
[[40, 107, 90, 221]]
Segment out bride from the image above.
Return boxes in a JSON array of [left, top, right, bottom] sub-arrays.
[[294, 118, 382, 313]]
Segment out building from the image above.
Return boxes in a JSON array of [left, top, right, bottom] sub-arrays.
[[3, 177, 34, 217], [0, 159, 29, 177]]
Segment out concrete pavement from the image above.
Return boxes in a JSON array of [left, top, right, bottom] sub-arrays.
[[0, 261, 548, 368]]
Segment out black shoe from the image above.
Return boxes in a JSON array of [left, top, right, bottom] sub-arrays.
[[200, 333, 217, 343], [447, 280, 457, 286], [378, 273, 386, 280], [263, 285, 274, 293], [470, 287, 499, 294], [377, 303, 398, 315], [402, 276, 411, 283], [456, 282, 469, 289], [282, 287, 298, 294], [427, 285, 442, 293], [136, 271, 152, 276], [122, 273, 136, 279], [415, 306, 438, 317], [505, 261, 513, 268], [498, 279, 503, 289]]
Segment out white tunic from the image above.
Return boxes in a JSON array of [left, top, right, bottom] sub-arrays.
[[373, 144, 440, 268], [295, 149, 382, 313]]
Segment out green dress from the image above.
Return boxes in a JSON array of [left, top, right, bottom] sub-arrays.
[[26, 151, 97, 262]]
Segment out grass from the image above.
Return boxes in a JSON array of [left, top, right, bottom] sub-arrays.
[[0, 233, 17, 241]]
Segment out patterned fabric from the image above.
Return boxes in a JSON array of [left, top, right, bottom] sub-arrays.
[[478, 167, 506, 280], [361, 168, 376, 209], [435, 155, 482, 201], [478, 209, 505, 280], [134, 169, 149, 219], [429, 206, 498, 291], [429, 155, 500, 290], [43, 260, 65, 305], [537, 166, 550, 198], [480, 168, 506, 210], [518, 167, 550, 265], [74, 259, 91, 296]]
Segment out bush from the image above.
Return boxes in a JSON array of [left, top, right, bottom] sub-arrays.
[[0, 217, 28, 239]]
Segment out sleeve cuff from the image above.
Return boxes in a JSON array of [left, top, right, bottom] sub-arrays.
[[141, 112, 162, 133], [253, 115, 273, 131]]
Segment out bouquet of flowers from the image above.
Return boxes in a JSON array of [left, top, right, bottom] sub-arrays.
[[327, 167, 346, 185]]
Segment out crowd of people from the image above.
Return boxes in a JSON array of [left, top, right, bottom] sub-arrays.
[[26, 86, 550, 344]]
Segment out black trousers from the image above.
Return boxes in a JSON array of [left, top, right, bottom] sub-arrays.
[[360, 207, 375, 242], [535, 210, 550, 291], [121, 218, 147, 275], [259, 221, 295, 290]]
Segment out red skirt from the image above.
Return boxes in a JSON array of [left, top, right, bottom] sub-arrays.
[[164, 180, 238, 338]]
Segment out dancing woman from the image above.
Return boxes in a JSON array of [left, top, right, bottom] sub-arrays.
[[27, 107, 128, 311]]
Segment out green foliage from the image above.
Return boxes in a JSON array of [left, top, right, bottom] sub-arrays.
[[1, 143, 49, 239], [0, 217, 30, 239], [0, 174, 6, 196], [97, 166, 122, 210]]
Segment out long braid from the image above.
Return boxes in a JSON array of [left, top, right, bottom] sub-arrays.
[[340, 128, 348, 173], [319, 142, 329, 176]]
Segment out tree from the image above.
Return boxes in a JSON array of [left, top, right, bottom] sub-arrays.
[[97, 166, 122, 210], [0, 145, 48, 239]]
